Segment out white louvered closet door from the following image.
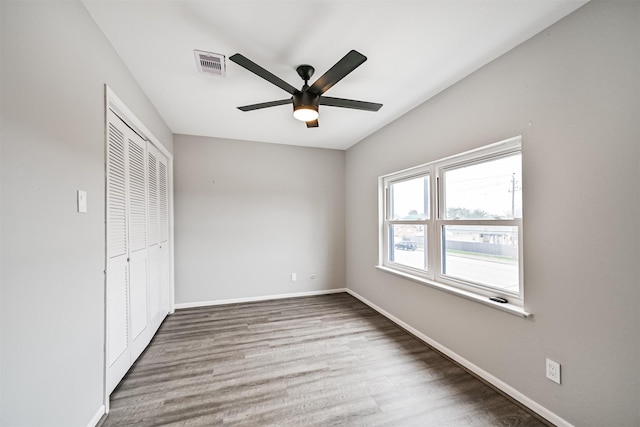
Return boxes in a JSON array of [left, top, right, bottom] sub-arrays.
[[106, 109, 151, 394], [127, 130, 150, 362], [106, 109, 132, 393], [147, 143, 170, 333], [147, 146, 160, 332]]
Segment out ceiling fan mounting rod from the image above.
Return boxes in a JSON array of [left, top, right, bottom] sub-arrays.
[[296, 65, 315, 86]]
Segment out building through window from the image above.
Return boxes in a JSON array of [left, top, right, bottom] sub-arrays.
[[379, 136, 523, 308]]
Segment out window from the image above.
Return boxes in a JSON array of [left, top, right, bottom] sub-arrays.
[[385, 172, 431, 273], [379, 137, 525, 313]]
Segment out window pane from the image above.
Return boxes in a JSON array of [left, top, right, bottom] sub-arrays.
[[390, 175, 430, 220], [442, 225, 519, 293], [389, 224, 427, 271], [444, 154, 522, 219]]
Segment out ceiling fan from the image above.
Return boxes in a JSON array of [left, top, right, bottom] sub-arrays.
[[229, 50, 382, 128]]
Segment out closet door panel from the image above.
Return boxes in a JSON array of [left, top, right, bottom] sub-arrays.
[[147, 145, 167, 332], [148, 244, 161, 331], [129, 253, 149, 359], [158, 242, 170, 312], [127, 136, 148, 252], [147, 150, 159, 246], [106, 118, 127, 259], [106, 257, 130, 394], [106, 110, 131, 394], [106, 257, 128, 367], [158, 154, 171, 314], [127, 133, 149, 357], [129, 254, 148, 341], [159, 158, 169, 245]]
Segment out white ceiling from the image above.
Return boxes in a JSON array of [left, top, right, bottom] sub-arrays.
[[82, 0, 588, 150]]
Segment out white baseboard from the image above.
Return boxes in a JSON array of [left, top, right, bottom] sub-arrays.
[[345, 289, 573, 427], [174, 288, 347, 309], [87, 404, 105, 427]]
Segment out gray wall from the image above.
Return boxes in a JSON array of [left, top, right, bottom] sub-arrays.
[[345, 1, 639, 426], [0, 1, 173, 426], [174, 135, 345, 305]]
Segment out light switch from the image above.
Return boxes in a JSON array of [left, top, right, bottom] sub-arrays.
[[77, 190, 87, 213]]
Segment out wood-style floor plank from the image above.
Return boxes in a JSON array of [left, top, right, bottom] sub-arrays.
[[102, 293, 550, 426]]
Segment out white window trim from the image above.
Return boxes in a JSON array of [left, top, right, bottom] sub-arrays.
[[378, 136, 530, 318], [382, 167, 435, 280]]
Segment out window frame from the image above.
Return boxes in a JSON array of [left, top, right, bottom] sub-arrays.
[[378, 136, 527, 316], [382, 168, 434, 279]]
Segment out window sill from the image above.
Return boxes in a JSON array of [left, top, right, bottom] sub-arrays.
[[375, 265, 531, 318]]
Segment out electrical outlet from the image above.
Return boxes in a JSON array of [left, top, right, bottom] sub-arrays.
[[546, 358, 561, 384], [291, 273, 297, 282]]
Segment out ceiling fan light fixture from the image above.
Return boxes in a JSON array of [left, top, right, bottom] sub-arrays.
[[292, 91, 319, 122], [293, 105, 319, 122]]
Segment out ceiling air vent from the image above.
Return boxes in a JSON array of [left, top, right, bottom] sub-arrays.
[[194, 50, 226, 77]]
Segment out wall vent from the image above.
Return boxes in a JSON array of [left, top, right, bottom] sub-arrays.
[[194, 50, 226, 77]]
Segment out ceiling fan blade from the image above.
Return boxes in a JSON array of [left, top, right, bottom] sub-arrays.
[[306, 119, 319, 128], [307, 50, 367, 96], [229, 53, 298, 95], [319, 96, 382, 111], [237, 98, 292, 112]]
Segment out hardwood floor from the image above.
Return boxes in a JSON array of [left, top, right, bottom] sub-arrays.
[[102, 293, 550, 426]]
